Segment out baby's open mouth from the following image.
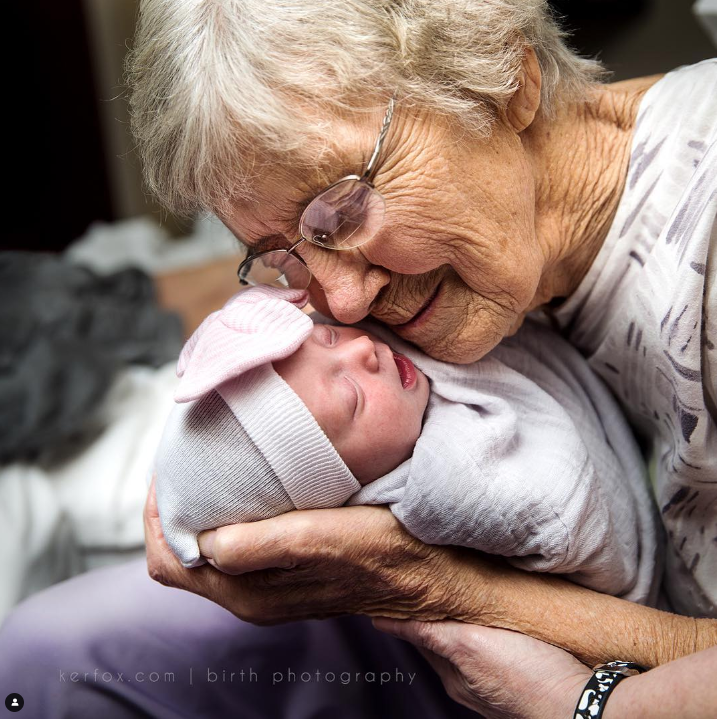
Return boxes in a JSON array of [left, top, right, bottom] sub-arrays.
[[393, 352, 417, 390]]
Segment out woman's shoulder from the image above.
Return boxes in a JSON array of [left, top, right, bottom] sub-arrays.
[[607, 72, 664, 97], [636, 59, 717, 131], [645, 58, 717, 91]]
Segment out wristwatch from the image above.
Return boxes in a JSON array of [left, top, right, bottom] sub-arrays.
[[573, 661, 647, 719]]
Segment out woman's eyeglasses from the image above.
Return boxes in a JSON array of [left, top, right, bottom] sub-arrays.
[[237, 96, 395, 290]]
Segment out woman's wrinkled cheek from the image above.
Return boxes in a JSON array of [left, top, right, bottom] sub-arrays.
[[374, 269, 445, 325], [411, 278, 513, 364], [374, 151, 472, 273], [465, 245, 539, 335], [368, 211, 452, 276]]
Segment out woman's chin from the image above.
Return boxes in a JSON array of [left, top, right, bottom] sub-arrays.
[[505, 312, 527, 337], [409, 328, 499, 365]]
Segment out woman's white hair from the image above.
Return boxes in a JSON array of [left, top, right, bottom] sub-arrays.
[[127, 0, 604, 216]]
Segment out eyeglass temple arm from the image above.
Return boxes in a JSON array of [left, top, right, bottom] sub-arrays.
[[237, 237, 308, 279], [362, 95, 396, 183]]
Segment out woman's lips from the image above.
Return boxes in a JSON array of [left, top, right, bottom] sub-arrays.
[[393, 352, 417, 390], [395, 281, 442, 332]]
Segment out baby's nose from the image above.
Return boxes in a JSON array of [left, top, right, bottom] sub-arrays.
[[343, 335, 379, 372]]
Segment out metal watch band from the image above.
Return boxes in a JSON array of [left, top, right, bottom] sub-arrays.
[[573, 661, 647, 719]]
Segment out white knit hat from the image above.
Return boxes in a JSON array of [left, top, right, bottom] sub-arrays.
[[154, 286, 360, 567]]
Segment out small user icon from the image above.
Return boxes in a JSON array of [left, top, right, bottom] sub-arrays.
[[5, 693, 24, 712]]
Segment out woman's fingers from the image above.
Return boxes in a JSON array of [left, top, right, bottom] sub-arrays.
[[198, 510, 319, 574], [198, 504, 400, 574], [143, 478, 218, 596], [372, 618, 464, 659], [373, 618, 592, 719], [373, 619, 504, 715], [143, 476, 160, 526], [196, 516, 300, 574], [143, 478, 175, 583], [145, 491, 488, 626]]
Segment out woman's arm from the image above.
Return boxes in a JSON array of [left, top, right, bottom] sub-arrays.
[[144, 482, 716, 667], [604, 646, 717, 719], [450, 557, 716, 667], [372, 618, 717, 719]]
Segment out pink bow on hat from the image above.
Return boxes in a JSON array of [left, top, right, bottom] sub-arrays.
[[174, 285, 313, 403]]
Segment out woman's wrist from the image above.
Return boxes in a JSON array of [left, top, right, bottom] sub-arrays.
[[600, 647, 717, 719], [572, 663, 646, 719], [562, 667, 596, 719], [600, 674, 639, 719]]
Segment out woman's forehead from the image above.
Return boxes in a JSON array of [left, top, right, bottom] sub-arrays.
[[223, 180, 301, 246], [223, 202, 286, 247]]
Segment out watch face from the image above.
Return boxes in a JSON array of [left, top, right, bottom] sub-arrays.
[[593, 661, 646, 677]]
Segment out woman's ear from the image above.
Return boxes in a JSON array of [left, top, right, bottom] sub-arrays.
[[506, 46, 542, 133]]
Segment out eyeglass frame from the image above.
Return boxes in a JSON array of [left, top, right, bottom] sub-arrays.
[[236, 95, 396, 288]]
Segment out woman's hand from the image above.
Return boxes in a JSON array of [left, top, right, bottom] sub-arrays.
[[144, 480, 717, 664], [373, 618, 591, 719], [143, 479, 497, 624], [374, 619, 717, 719]]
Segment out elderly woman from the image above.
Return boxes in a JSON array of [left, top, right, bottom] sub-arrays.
[[1, 1, 715, 718]]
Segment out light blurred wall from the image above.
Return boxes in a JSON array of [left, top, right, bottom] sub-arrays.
[[82, 0, 145, 221], [82, 0, 183, 232]]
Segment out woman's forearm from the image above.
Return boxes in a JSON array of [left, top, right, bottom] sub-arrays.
[[604, 646, 717, 718], [147, 488, 715, 668], [445, 549, 717, 667]]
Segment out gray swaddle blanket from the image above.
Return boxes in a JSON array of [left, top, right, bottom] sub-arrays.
[[347, 317, 662, 604], [0, 252, 183, 464]]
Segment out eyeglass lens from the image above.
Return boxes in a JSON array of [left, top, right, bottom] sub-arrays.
[[239, 173, 386, 289], [301, 178, 385, 250], [239, 251, 312, 290]]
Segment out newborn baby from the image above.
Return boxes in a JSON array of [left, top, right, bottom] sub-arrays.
[[155, 286, 661, 603], [273, 321, 430, 485]]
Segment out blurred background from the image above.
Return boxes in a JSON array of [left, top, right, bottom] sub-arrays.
[[0, 0, 715, 623]]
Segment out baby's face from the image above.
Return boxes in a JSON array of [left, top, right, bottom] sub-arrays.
[[274, 324, 430, 484]]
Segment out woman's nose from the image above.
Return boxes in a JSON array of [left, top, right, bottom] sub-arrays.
[[341, 335, 379, 372], [309, 251, 390, 324]]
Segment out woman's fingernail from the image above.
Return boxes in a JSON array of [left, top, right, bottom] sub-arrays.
[[198, 530, 216, 558], [372, 617, 398, 636]]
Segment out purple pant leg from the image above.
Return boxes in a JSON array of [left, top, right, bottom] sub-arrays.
[[0, 560, 478, 719]]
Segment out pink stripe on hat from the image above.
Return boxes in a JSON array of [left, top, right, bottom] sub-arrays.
[[175, 286, 314, 402]]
